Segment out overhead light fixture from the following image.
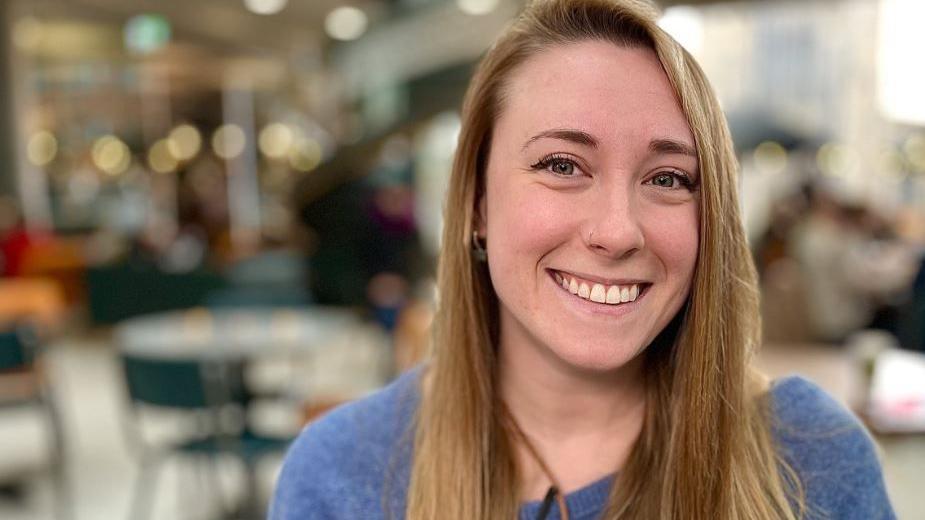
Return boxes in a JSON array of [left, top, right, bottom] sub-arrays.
[[243, 0, 288, 16], [325, 6, 368, 41]]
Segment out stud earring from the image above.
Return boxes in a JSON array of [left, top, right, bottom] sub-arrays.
[[472, 230, 487, 262]]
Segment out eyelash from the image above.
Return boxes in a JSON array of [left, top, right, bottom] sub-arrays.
[[529, 154, 580, 177], [648, 171, 698, 192], [529, 154, 698, 192]]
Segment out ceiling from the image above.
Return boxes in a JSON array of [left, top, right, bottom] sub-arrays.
[[15, 0, 739, 57]]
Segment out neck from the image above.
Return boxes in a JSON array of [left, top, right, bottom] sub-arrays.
[[498, 340, 647, 500]]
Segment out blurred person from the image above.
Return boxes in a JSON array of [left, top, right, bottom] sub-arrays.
[[754, 188, 814, 342], [791, 188, 917, 343], [271, 1, 894, 519]]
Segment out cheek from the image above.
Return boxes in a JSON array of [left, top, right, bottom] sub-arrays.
[[486, 182, 574, 258], [645, 203, 699, 278]]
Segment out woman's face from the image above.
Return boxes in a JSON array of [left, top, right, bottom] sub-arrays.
[[479, 41, 700, 372]]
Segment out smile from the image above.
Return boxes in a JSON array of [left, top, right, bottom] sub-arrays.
[[550, 270, 650, 306]]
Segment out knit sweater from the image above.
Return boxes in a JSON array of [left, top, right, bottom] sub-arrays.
[[269, 367, 896, 519]]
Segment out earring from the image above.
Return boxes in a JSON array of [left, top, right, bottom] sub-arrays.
[[472, 230, 487, 262]]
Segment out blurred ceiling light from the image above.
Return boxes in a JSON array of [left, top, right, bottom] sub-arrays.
[[753, 141, 788, 175], [167, 124, 202, 161], [816, 143, 859, 178], [124, 14, 171, 55], [288, 138, 322, 172], [212, 125, 247, 160], [658, 6, 703, 57], [905, 134, 925, 173], [148, 139, 178, 174], [878, 0, 925, 126], [325, 6, 368, 41], [244, 0, 288, 15], [12, 17, 44, 51], [457, 0, 500, 16], [92, 135, 131, 176], [259, 123, 294, 159], [26, 131, 58, 166]]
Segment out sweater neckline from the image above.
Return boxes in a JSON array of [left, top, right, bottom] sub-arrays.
[[517, 473, 616, 520]]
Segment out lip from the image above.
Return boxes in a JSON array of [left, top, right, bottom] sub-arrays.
[[546, 270, 649, 317], [547, 268, 650, 287]]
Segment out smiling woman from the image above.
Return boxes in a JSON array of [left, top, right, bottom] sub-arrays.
[[270, 1, 895, 519]]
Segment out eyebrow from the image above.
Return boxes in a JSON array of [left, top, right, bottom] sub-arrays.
[[522, 129, 598, 151], [648, 138, 698, 158], [522, 128, 698, 158]]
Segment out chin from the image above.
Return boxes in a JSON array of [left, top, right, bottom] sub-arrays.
[[549, 337, 646, 374]]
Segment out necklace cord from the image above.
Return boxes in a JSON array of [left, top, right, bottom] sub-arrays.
[[499, 402, 570, 520]]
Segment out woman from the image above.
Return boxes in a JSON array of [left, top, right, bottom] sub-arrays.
[[271, 0, 895, 518]]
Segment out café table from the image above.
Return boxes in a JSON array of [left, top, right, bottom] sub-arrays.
[[114, 305, 364, 519]]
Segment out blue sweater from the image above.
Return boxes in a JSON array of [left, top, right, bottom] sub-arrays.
[[270, 367, 895, 519]]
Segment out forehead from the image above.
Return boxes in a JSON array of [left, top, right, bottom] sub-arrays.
[[496, 40, 694, 153]]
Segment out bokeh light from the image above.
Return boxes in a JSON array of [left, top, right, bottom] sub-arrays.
[[457, 0, 500, 16], [167, 124, 202, 161], [259, 123, 294, 159], [325, 6, 368, 41], [753, 141, 788, 175], [244, 0, 288, 15], [26, 131, 58, 167], [124, 14, 172, 55], [212, 124, 247, 160], [147, 139, 178, 174], [91, 135, 131, 176], [288, 138, 323, 172], [816, 143, 859, 178]]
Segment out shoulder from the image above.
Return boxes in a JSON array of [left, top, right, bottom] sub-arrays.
[[269, 366, 423, 520], [769, 376, 895, 520]]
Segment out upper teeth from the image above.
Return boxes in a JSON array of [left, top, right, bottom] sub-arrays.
[[554, 272, 640, 305]]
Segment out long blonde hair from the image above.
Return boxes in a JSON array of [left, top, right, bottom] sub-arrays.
[[406, 0, 803, 518]]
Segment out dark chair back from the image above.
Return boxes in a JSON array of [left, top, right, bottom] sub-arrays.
[[0, 326, 37, 371], [122, 355, 250, 410]]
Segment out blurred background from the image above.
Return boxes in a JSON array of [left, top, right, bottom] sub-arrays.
[[0, 0, 922, 518]]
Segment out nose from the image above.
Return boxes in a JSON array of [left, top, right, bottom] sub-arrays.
[[581, 185, 645, 260]]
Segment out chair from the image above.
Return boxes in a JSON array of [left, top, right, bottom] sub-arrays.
[[0, 325, 70, 520], [121, 353, 291, 520]]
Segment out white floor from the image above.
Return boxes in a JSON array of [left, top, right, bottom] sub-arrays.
[[1, 335, 922, 519]]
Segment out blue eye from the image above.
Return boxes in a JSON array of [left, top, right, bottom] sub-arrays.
[[531, 154, 580, 177], [647, 171, 696, 191]]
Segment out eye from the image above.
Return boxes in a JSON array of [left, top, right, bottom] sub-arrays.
[[530, 154, 582, 178], [646, 170, 697, 191]]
